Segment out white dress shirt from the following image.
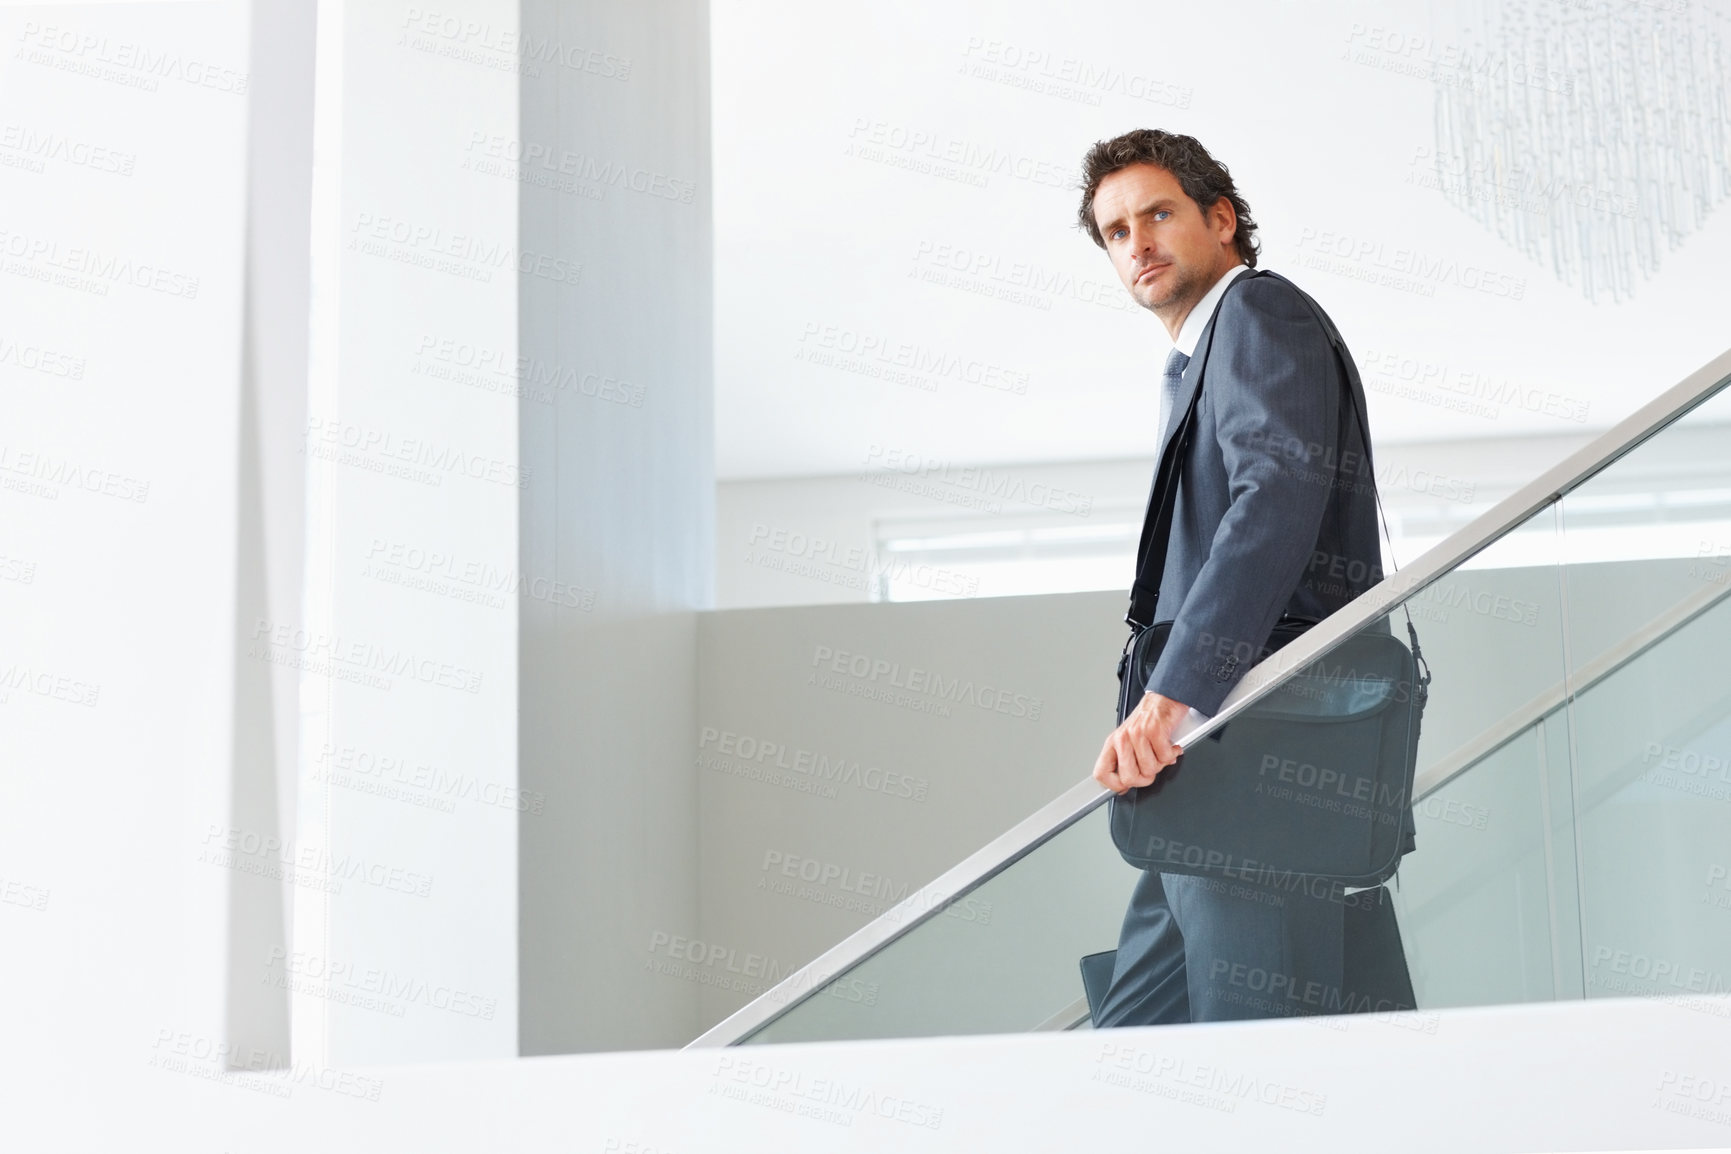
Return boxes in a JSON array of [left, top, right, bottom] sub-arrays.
[[1155, 261, 1248, 740]]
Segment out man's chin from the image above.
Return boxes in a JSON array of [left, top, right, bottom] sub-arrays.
[[1132, 286, 1174, 312]]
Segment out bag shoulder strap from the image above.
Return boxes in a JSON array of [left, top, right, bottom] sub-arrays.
[[1126, 267, 1427, 683], [1256, 272, 1429, 679]]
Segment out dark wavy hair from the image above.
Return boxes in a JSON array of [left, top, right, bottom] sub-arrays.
[[1076, 129, 1259, 268]]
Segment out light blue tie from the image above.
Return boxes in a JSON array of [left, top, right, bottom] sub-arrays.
[[1160, 347, 1191, 439]]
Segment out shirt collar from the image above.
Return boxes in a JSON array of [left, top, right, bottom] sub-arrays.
[[1172, 262, 1248, 358]]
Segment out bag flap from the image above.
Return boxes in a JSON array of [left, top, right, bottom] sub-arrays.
[[1251, 671, 1398, 722]]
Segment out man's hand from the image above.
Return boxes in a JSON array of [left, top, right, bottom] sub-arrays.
[[1093, 692, 1191, 794]]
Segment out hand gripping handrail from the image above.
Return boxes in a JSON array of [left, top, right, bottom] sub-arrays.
[[686, 347, 1731, 1048]]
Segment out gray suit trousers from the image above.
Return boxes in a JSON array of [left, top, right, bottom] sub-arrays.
[[1094, 868, 1346, 1025]]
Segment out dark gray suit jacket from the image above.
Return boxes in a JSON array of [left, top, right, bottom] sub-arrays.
[[1145, 268, 1382, 717]]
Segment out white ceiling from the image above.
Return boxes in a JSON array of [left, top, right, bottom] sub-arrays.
[[712, 0, 1731, 480]]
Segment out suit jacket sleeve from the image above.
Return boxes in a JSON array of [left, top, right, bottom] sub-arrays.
[[1145, 275, 1342, 715]]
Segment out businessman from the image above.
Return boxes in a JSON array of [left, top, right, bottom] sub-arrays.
[[1078, 129, 1398, 1025]]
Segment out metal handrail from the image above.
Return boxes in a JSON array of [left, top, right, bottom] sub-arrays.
[[686, 347, 1731, 1049]]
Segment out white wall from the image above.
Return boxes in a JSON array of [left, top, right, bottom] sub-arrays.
[[694, 591, 1130, 1032], [13, 991, 1731, 1151], [0, 0, 254, 1097]]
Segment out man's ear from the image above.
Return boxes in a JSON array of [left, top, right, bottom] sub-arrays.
[[1212, 196, 1238, 247]]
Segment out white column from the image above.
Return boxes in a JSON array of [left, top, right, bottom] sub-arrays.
[[516, 0, 714, 1053], [294, 0, 523, 1066]]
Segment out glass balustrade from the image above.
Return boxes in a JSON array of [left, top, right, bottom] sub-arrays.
[[1560, 383, 1731, 1007], [700, 364, 1731, 1047]]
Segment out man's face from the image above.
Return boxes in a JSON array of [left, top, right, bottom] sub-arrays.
[[1092, 163, 1237, 323]]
